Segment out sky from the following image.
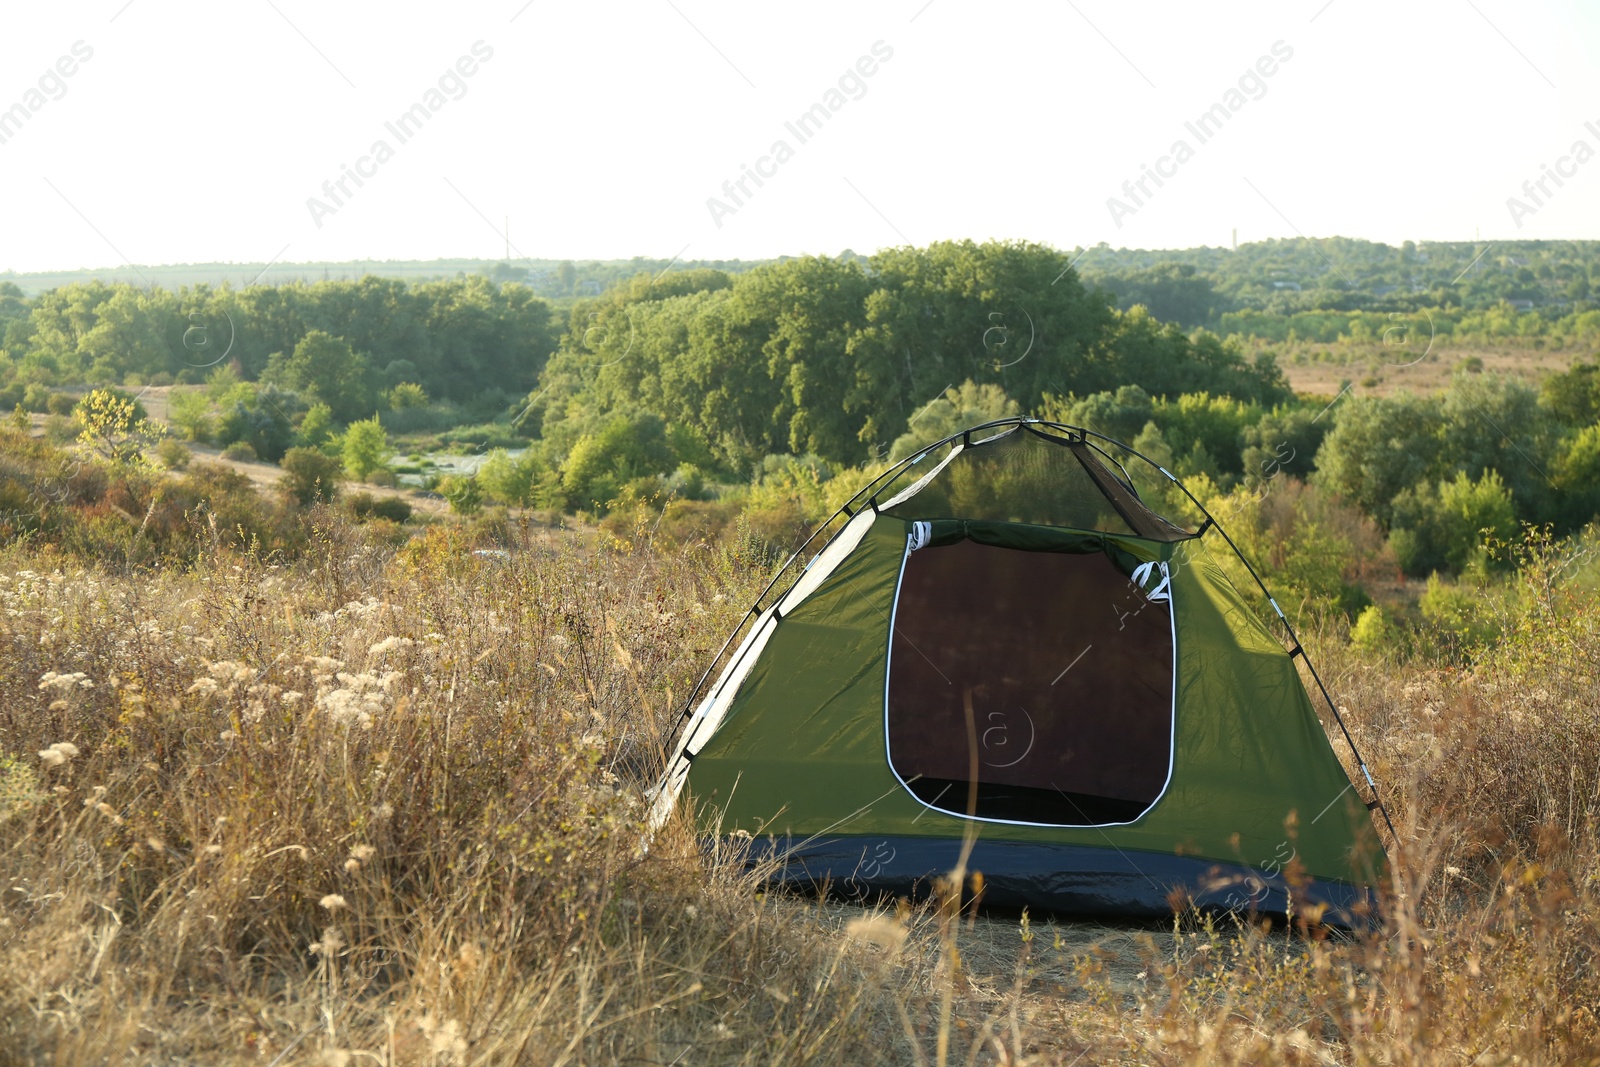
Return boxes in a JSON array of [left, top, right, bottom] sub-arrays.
[[1, 0, 1597, 273]]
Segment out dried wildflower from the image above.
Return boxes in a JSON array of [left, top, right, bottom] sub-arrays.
[[373, 802, 394, 819], [320, 894, 348, 912], [280, 690, 304, 705], [146, 837, 165, 854], [350, 845, 376, 862], [311, 925, 345, 955], [343, 858, 361, 874], [38, 671, 92, 692], [367, 636, 415, 658], [419, 1013, 467, 1060], [185, 677, 218, 695], [37, 742, 79, 767], [206, 660, 246, 681], [845, 914, 907, 951]]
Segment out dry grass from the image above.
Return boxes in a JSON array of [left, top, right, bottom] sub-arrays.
[[2, 513, 1600, 1064]]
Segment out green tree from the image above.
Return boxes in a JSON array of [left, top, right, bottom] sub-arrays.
[[264, 330, 376, 423], [1314, 392, 1447, 526], [215, 384, 300, 463], [75, 388, 159, 463], [888, 381, 1018, 461], [561, 412, 676, 510], [297, 402, 338, 454], [341, 415, 389, 481], [166, 389, 214, 443], [1389, 470, 1518, 575]]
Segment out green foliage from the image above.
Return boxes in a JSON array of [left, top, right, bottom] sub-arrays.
[[166, 388, 214, 443], [1390, 470, 1519, 576], [1420, 572, 1505, 652], [1041, 385, 1155, 445], [279, 446, 343, 505], [1151, 393, 1262, 480], [1203, 475, 1387, 619], [1240, 403, 1329, 484], [561, 412, 676, 511], [341, 415, 389, 481], [477, 449, 559, 508], [155, 438, 191, 470], [345, 491, 412, 523], [1539, 359, 1600, 425], [264, 330, 376, 424], [296, 401, 338, 454], [439, 473, 483, 515], [386, 381, 428, 410], [1315, 393, 1447, 525], [1091, 262, 1223, 327], [888, 381, 1019, 461], [532, 241, 1287, 473], [1350, 605, 1404, 657], [220, 440, 257, 462], [74, 387, 161, 463], [214, 383, 299, 463]]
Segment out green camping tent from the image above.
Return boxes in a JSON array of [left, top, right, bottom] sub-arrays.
[[651, 420, 1389, 925]]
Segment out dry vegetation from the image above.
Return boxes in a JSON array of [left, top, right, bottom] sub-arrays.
[[2, 503, 1599, 1065]]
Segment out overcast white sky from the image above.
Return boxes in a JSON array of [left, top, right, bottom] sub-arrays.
[[2, 0, 1597, 272]]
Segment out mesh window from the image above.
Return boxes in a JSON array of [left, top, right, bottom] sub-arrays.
[[886, 539, 1174, 825], [882, 426, 1189, 539]]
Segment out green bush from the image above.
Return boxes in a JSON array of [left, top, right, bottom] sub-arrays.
[[342, 415, 390, 481], [1350, 604, 1405, 657], [439, 474, 483, 515], [1390, 470, 1518, 576], [1420, 572, 1505, 654], [215, 384, 299, 462], [478, 448, 561, 507], [345, 491, 412, 523], [279, 446, 343, 505], [386, 382, 428, 409], [220, 440, 257, 463], [45, 392, 77, 416], [562, 412, 676, 512], [155, 438, 191, 470]]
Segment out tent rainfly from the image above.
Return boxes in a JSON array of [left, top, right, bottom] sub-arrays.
[[650, 419, 1391, 925]]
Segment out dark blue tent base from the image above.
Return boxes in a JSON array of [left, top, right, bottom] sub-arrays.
[[741, 835, 1380, 930]]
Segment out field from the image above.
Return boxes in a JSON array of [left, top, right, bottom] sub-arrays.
[[1, 506, 1598, 1066], [1267, 342, 1576, 400]]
